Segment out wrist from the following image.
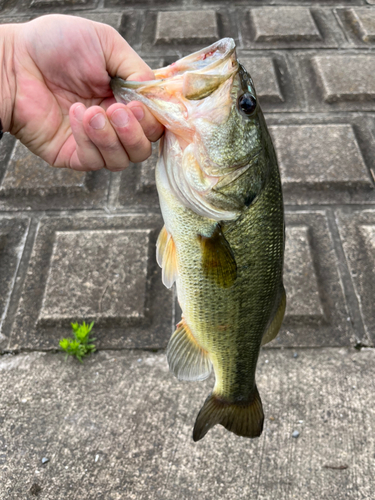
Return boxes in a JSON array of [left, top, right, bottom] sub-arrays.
[[0, 24, 16, 133]]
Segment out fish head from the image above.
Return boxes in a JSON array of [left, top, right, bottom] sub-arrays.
[[111, 38, 273, 219]]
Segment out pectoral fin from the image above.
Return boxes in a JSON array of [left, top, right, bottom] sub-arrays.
[[261, 285, 286, 346], [156, 226, 178, 289], [198, 225, 237, 288], [167, 317, 212, 382]]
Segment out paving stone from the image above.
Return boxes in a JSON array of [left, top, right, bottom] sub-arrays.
[[203, 0, 361, 3], [284, 226, 324, 320], [266, 114, 375, 203], [272, 211, 354, 348], [1, 348, 374, 499], [0, 0, 19, 12], [28, 0, 92, 7], [313, 55, 375, 103], [239, 56, 284, 103], [105, 0, 176, 5], [4, 214, 172, 351], [40, 230, 149, 322], [119, 10, 145, 48], [0, 140, 109, 210], [0, 218, 29, 342], [250, 7, 321, 43], [0, 133, 14, 170], [270, 124, 372, 198], [336, 210, 375, 345], [295, 53, 375, 112], [154, 10, 219, 45], [0, 15, 30, 22], [338, 8, 375, 44], [140, 9, 237, 55], [240, 7, 339, 49], [73, 12, 123, 31], [238, 52, 306, 112], [2, 141, 86, 192], [136, 144, 157, 193], [117, 144, 159, 209]]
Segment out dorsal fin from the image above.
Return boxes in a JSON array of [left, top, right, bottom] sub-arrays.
[[167, 317, 212, 381], [156, 226, 178, 289]]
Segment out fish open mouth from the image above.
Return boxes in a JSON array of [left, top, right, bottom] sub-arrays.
[[111, 38, 237, 93], [111, 38, 239, 105], [110, 38, 239, 134]]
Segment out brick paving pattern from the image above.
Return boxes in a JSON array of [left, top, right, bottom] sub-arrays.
[[0, 0, 374, 352], [0, 0, 375, 498]]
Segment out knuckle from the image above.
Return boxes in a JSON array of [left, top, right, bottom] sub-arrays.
[[99, 140, 120, 154], [146, 124, 162, 141], [139, 147, 152, 162], [106, 162, 129, 172], [80, 155, 104, 171], [124, 133, 147, 150]]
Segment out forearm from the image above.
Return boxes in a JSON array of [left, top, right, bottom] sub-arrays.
[[0, 24, 16, 133]]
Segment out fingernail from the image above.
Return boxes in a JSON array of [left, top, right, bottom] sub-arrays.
[[74, 104, 85, 121], [130, 106, 144, 122], [110, 108, 129, 128], [90, 113, 106, 130]]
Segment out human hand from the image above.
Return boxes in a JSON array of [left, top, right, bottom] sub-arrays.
[[1, 14, 163, 171]]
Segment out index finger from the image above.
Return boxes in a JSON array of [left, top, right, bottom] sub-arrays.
[[94, 23, 154, 82]]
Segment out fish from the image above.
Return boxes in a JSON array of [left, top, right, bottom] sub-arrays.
[[111, 38, 285, 442]]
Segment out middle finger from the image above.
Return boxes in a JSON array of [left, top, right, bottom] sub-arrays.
[[106, 103, 152, 164], [83, 105, 131, 172]]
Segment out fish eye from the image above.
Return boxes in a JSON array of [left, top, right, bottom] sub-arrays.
[[238, 93, 257, 116]]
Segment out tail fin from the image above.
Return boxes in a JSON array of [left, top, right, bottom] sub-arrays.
[[193, 386, 264, 442]]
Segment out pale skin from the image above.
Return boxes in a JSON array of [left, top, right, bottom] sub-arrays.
[[0, 14, 164, 171]]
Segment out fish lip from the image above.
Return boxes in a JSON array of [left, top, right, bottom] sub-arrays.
[[158, 37, 237, 76], [111, 38, 238, 91]]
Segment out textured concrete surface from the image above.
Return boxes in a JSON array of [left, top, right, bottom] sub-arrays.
[[0, 348, 374, 500], [1, 0, 375, 497]]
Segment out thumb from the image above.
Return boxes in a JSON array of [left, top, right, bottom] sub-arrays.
[[94, 23, 154, 82]]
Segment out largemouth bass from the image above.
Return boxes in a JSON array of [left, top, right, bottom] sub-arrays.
[[111, 38, 285, 442]]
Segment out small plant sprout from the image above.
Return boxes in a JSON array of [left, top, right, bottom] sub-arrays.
[[59, 321, 96, 362]]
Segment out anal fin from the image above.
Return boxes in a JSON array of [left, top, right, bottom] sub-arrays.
[[261, 284, 286, 347], [167, 318, 212, 382], [198, 225, 237, 289], [193, 386, 264, 442], [156, 226, 178, 289]]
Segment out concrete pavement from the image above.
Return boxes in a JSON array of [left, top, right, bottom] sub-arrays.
[[0, 348, 374, 499]]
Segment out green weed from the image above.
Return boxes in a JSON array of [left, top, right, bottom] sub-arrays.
[[59, 321, 96, 362]]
